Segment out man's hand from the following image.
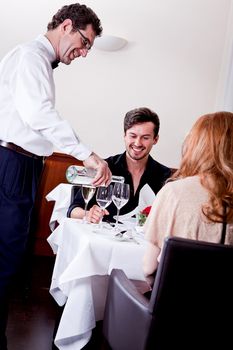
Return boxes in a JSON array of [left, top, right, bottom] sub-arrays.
[[83, 152, 111, 186], [87, 205, 109, 224]]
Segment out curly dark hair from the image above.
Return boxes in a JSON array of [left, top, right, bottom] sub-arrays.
[[47, 3, 102, 36], [124, 107, 160, 137]]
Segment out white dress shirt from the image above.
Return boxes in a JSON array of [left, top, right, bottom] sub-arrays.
[[0, 35, 91, 159]]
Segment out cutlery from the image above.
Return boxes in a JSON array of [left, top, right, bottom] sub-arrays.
[[115, 230, 140, 244]]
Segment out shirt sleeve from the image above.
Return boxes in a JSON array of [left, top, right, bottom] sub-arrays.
[[67, 186, 97, 217], [67, 186, 85, 217], [12, 51, 91, 160]]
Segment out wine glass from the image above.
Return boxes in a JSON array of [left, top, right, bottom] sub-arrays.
[[81, 185, 96, 223], [112, 183, 130, 232], [95, 185, 113, 229]]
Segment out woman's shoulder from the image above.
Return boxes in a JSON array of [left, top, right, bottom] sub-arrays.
[[165, 175, 201, 189], [160, 176, 205, 198]]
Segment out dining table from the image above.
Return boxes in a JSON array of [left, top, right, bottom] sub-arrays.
[[47, 216, 148, 350]]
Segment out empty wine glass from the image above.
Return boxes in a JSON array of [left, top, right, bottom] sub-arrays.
[[95, 185, 113, 229], [81, 185, 96, 223], [112, 183, 130, 232]]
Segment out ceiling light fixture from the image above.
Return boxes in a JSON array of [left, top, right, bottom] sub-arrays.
[[94, 35, 128, 52]]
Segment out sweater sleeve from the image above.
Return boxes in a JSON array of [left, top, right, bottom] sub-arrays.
[[143, 182, 179, 276], [144, 181, 179, 249]]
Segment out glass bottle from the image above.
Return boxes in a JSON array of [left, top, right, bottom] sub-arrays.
[[66, 165, 125, 185]]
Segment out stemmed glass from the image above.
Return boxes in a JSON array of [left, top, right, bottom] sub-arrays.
[[112, 183, 130, 232], [95, 185, 113, 229], [81, 185, 96, 223]]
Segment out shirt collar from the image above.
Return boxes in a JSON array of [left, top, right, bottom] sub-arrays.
[[35, 34, 57, 64], [117, 152, 152, 171], [115, 152, 128, 170]]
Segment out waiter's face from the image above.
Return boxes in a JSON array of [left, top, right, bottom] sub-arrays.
[[58, 21, 95, 64]]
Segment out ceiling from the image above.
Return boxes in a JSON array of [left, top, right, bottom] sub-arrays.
[[3, 0, 225, 55]]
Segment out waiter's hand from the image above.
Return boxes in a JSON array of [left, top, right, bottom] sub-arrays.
[[83, 152, 111, 186]]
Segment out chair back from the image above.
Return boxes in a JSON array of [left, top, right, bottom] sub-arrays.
[[103, 237, 233, 350], [147, 237, 233, 349]]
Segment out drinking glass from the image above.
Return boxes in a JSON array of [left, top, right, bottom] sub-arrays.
[[112, 183, 130, 232], [81, 185, 96, 223], [96, 185, 113, 229]]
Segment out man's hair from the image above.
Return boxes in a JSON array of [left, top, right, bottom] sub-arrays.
[[47, 3, 102, 36], [124, 107, 160, 138]]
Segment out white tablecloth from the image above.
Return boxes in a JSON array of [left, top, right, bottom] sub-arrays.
[[47, 218, 147, 350]]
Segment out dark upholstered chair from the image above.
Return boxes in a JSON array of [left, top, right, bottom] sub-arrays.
[[103, 237, 233, 350]]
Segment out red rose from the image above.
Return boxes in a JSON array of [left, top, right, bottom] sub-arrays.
[[137, 206, 152, 226], [141, 206, 152, 215]]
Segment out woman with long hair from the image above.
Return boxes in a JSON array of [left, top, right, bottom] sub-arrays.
[[143, 111, 233, 276]]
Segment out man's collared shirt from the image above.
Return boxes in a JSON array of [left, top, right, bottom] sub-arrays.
[[0, 35, 91, 159]]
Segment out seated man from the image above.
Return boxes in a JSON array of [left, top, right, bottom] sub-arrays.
[[67, 107, 172, 223]]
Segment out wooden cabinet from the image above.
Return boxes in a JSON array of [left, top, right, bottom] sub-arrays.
[[30, 152, 82, 256]]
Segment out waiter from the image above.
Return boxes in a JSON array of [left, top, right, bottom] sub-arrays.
[[0, 3, 111, 348]]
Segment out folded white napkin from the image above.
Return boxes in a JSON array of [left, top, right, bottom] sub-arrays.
[[46, 183, 73, 230], [118, 184, 156, 222]]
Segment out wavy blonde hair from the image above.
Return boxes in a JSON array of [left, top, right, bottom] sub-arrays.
[[172, 111, 233, 222]]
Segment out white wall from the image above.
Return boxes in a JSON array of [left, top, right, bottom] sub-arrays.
[[1, 0, 233, 168], [215, 0, 233, 111]]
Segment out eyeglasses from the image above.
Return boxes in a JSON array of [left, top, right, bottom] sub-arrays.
[[76, 28, 92, 51]]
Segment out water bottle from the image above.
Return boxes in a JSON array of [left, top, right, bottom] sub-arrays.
[[66, 165, 125, 185]]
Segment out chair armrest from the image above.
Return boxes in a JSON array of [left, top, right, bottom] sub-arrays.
[[103, 269, 152, 350]]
